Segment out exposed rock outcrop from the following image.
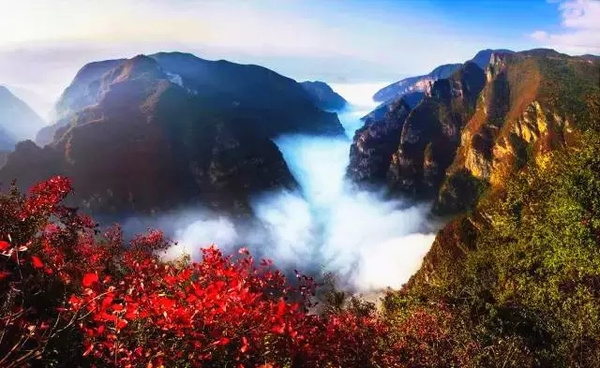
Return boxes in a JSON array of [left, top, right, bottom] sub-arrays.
[[469, 48, 514, 69], [347, 98, 412, 184], [348, 49, 600, 213], [373, 63, 462, 108]]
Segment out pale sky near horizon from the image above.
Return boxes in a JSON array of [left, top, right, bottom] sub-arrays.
[[0, 0, 598, 118]]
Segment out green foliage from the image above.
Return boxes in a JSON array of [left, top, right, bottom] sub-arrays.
[[536, 57, 600, 131], [435, 169, 490, 214], [391, 133, 600, 367]]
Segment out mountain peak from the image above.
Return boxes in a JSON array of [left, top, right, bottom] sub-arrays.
[[372, 63, 463, 106], [109, 55, 164, 83], [470, 48, 514, 69]]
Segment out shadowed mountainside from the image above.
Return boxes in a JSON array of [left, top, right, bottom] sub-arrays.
[[3, 53, 344, 215], [300, 81, 348, 111]]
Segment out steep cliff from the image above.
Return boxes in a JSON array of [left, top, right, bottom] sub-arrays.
[[347, 98, 412, 185], [37, 53, 343, 146], [437, 49, 599, 212], [349, 49, 599, 212], [469, 48, 514, 69], [372, 63, 463, 109]]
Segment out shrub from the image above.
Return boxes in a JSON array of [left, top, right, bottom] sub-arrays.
[[1, 176, 470, 367]]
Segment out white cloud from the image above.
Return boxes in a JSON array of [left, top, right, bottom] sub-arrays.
[[531, 0, 600, 54], [530, 30, 550, 41]]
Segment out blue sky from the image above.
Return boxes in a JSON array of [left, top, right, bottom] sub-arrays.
[[0, 0, 598, 117]]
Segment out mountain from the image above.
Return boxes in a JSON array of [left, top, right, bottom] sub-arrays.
[[3, 53, 344, 215], [372, 63, 462, 107], [348, 49, 600, 213], [349, 61, 486, 195], [370, 49, 515, 115], [300, 81, 348, 111], [38, 53, 343, 146], [0, 86, 46, 149], [35, 59, 126, 146], [347, 98, 412, 184], [469, 48, 514, 69]]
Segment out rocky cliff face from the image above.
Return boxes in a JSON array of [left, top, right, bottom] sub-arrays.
[[387, 62, 487, 197], [370, 49, 515, 116], [349, 62, 486, 195], [469, 48, 514, 69], [347, 98, 412, 185], [349, 49, 600, 213], [35, 59, 126, 146], [436, 49, 599, 212], [300, 81, 348, 111], [372, 63, 463, 108], [0, 86, 46, 150], [2, 53, 344, 215]]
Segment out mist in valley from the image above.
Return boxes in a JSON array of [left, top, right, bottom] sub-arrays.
[[123, 85, 439, 292]]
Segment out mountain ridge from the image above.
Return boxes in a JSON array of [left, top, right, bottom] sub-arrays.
[[348, 49, 600, 213], [3, 52, 344, 215]]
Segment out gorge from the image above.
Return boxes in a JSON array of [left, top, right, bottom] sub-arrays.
[[1, 46, 599, 366]]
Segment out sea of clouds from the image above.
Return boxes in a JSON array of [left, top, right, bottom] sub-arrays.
[[124, 82, 438, 292]]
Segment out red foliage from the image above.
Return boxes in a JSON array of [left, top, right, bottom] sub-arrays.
[[0, 176, 474, 367]]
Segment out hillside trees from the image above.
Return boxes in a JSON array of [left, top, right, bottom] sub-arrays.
[[0, 176, 470, 367]]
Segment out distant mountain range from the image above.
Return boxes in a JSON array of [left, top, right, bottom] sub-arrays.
[[372, 63, 463, 107], [1, 52, 344, 215], [367, 49, 515, 121], [0, 85, 46, 150], [348, 48, 600, 213], [2, 47, 598, 220]]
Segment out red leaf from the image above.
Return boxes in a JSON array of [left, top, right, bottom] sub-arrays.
[[116, 319, 128, 330], [0, 241, 9, 251], [82, 273, 99, 288], [83, 343, 94, 357], [101, 296, 114, 311], [31, 256, 44, 269], [157, 297, 175, 309], [218, 337, 230, 346], [276, 299, 286, 317], [270, 324, 285, 334], [0, 271, 10, 281], [240, 336, 249, 353]]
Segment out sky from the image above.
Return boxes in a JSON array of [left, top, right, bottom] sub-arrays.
[[0, 0, 598, 119]]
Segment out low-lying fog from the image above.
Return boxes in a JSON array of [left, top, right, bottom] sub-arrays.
[[124, 83, 440, 292]]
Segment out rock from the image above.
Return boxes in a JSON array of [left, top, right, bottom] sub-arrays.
[[387, 62, 486, 197], [372, 63, 462, 106], [349, 49, 599, 215], [469, 48, 514, 69], [347, 98, 412, 185]]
